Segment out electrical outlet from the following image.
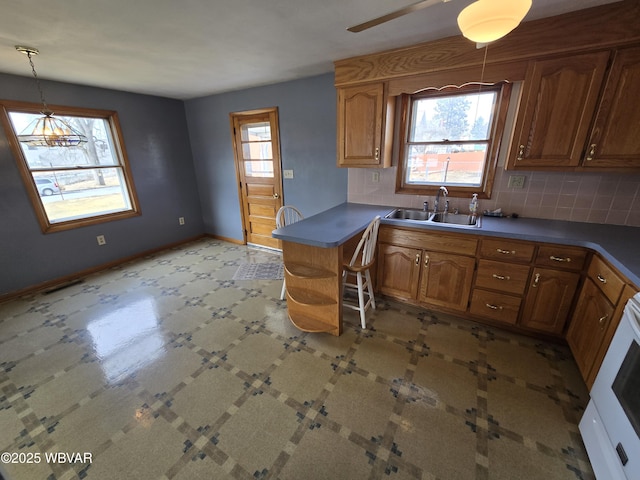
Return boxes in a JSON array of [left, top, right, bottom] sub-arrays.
[[372, 171, 380, 183], [96, 235, 106, 246], [179, 217, 185, 225], [508, 175, 526, 189], [283, 169, 294, 179]]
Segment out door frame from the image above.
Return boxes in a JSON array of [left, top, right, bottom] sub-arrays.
[[229, 106, 284, 248]]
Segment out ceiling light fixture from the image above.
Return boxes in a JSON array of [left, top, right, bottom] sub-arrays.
[[14, 45, 87, 147], [457, 0, 532, 44]]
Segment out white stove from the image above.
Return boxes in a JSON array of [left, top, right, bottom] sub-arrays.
[[580, 293, 640, 480]]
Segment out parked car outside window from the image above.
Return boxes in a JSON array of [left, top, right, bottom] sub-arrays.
[[35, 177, 60, 196]]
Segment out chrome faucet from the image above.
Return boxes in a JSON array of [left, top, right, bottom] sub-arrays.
[[434, 186, 449, 213]]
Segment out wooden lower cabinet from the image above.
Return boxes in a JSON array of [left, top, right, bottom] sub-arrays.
[[377, 243, 421, 300], [520, 267, 581, 335], [469, 289, 521, 325], [376, 226, 477, 312], [566, 278, 615, 380], [419, 252, 475, 312], [566, 254, 632, 387]]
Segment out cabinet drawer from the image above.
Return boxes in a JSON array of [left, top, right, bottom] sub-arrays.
[[587, 255, 625, 304], [378, 226, 477, 256], [469, 289, 521, 325], [479, 239, 535, 263], [535, 245, 587, 271], [475, 260, 530, 295]]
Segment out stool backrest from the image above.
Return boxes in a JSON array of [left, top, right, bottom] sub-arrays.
[[276, 205, 304, 228], [348, 216, 381, 268]]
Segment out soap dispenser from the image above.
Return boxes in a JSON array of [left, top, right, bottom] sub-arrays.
[[469, 194, 479, 216]]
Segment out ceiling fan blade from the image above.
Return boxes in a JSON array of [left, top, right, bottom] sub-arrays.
[[347, 0, 448, 33]]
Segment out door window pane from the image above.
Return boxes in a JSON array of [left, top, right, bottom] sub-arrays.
[[240, 122, 271, 142], [242, 142, 273, 161], [244, 160, 274, 178]]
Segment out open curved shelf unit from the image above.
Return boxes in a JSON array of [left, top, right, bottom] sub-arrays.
[[285, 262, 336, 280], [281, 239, 346, 336], [286, 287, 336, 306], [287, 312, 337, 334]]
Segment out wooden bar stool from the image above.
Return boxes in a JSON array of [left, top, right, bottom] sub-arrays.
[[342, 216, 381, 329]]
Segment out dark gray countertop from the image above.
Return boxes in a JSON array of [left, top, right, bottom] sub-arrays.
[[272, 203, 394, 248], [272, 202, 640, 288]]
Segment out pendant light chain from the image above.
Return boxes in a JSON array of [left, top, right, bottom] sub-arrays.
[[14, 45, 88, 147], [25, 50, 51, 114]]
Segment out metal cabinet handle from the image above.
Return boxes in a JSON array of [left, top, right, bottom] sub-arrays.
[[424, 255, 429, 267], [598, 314, 608, 329], [486, 303, 503, 311], [375, 147, 380, 160], [517, 144, 525, 161], [492, 274, 510, 281], [550, 255, 571, 263], [586, 144, 597, 161], [415, 253, 420, 266], [273, 192, 280, 199], [596, 274, 607, 284], [532, 273, 541, 287], [496, 248, 515, 255]]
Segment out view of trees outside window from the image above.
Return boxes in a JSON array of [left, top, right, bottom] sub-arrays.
[[405, 90, 496, 187], [8, 112, 133, 224]]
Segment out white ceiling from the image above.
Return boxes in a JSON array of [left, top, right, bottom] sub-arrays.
[[0, 0, 620, 100]]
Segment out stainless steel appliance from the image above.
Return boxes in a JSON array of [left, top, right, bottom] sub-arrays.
[[580, 293, 640, 479]]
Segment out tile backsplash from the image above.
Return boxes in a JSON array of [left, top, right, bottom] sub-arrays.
[[348, 167, 640, 227]]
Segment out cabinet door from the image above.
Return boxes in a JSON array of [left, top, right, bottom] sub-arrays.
[[584, 46, 640, 168], [337, 84, 392, 167], [508, 52, 609, 168], [520, 267, 580, 335], [419, 252, 475, 312], [566, 278, 615, 380], [377, 243, 421, 300]]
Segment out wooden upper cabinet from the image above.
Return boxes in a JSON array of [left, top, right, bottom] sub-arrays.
[[583, 46, 640, 169], [337, 83, 394, 168], [508, 51, 610, 169]]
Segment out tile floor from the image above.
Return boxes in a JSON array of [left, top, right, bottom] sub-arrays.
[[0, 238, 595, 480]]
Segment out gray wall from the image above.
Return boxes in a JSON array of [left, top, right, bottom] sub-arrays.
[[0, 72, 348, 297], [0, 73, 203, 296], [185, 73, 347, 241]]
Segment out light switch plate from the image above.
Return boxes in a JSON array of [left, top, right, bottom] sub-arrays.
[[283, 169, 294, 179]]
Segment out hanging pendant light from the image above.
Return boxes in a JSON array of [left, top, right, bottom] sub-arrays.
[[457, 0, 532, 44], [15, 46, 87, 147]]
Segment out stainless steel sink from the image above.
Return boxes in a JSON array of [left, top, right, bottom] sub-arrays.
[[385, 209, 481, 228], [385, 208, 431, 221], [430, 212, 481, 228]]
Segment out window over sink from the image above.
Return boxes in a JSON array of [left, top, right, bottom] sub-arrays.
[[396, 83, 512, 199]]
